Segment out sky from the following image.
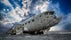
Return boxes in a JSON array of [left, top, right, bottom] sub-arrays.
[[49, 0, 71, 31], [0, 0, 71, 33]]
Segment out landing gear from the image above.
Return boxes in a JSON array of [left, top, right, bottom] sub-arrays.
[[34, 31, 43, 35], [8, 30, 16, 35], [10, 33, 16, 35], [28, 31, 43, 35], [23, 31, 44, 35]]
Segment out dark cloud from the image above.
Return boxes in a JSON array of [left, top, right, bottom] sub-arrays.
[[0, 23, 8, 34], [0, 2, 6, 11], [0, 13, 4, 21], [0, 23, 13, 34], [64, 23, 71, 31]]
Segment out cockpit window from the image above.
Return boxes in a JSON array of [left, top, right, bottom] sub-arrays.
[[49, 11, 54, 15]]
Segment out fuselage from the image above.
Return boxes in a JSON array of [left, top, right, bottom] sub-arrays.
[[22, 11, 60, 32], [8, 11, 61, 35]]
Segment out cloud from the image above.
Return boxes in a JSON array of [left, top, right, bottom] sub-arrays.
[[31, 0, 50, 15], [0, 13, 4, 21], [61, 13, 71, 30], [0, 22, 13, 34], [0, 0, 32, 23], [49, 0, 71, 31], [0, 0, 33, 33], [50, 13, 71, 31], [49, 25, 63, 31]]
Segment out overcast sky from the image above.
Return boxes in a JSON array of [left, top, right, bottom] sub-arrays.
[[0, 0, 71, 33]]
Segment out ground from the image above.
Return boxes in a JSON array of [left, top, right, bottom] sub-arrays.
[[0, 31, 71, 40]]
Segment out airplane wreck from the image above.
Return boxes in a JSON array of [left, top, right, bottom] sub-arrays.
[[7, 11, 61, 35]]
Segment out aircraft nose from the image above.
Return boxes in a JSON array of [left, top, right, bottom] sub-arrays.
[[55, 17, 61, 24]]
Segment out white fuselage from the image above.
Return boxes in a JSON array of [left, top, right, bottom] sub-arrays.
[[22, 11, 60, 32]]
